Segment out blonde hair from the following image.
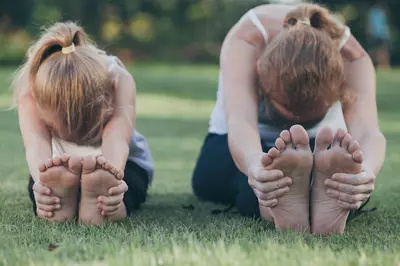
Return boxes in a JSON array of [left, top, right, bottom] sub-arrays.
[[13, 22, 114, 145], [258, 4, 349, 117]]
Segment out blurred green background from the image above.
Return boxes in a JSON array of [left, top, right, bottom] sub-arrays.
[[0, 0, 399, 66]]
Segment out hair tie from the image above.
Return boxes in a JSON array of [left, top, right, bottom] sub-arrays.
[[61, 43, 75, 54], [297, 19, 310, 26]]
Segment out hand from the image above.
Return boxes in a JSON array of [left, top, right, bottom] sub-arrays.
[[247, 153, 292, 207], [33, 182, 60, 218], [98, 180, 128, 217], [324, 169, 375, 210]]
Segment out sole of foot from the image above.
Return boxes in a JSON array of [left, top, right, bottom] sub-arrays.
[[261, 125, 313, 233], [79, 156, 123, 225], [39, 154, 82, 222], [312, 126, 363, 235]]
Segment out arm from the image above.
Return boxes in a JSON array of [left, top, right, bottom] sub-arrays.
[[342, 36, 386, 177], [101, 66, 136, 171], [220, 32, 263, 174], [18, 96, 52, 182]]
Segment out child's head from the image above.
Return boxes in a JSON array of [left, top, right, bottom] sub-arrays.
[[257, 4, 348, 122], [15, 22, 114, 145]]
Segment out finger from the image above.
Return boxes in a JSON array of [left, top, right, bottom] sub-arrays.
[[325, 180, 375, 195], [102, 210, 118, 217], [337, 200, 362, 211], [251, 168, 284, 183], [98, 194, 123, 206], [37, 203, 61, 212], [332, 173, 375, 185], [255, 186, 290, 200], [108, 181, 128, 195], [258, 198, 278, 207], [37, 209, 54, 218], [98, 203, 120, 213], [326, 189, 371, 203], [254, 177, 292, 193], [33, 183, 51, 196], [35, 195, 60, 205]]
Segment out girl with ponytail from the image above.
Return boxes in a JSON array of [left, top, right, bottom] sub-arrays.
[[13, 22, 154, 225], [192, 4, 385, 235]]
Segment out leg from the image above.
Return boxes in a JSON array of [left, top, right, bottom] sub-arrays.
[[312, 126, 364, 235], [192, 133, 260, 218], [192, 134, 240, 205], [260, 125, 313, 232], [97, 160, 149, 219], [36, 155, 82, 222], [79, 155, 125, 225], [119, 160, 149, 216]]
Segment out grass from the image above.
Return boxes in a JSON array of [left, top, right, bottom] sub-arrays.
[[0, 64, 400, 266]]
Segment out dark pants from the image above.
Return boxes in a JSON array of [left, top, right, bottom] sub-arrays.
[[192, 133, 316, 218], [28, 160, 149, 216], [191, 133, 372, 220]]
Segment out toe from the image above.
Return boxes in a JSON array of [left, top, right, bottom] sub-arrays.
[[347, 140, 360, 154], [52, 156, 62, 166], [261, 153, 273, 167], [333, 128, 347, 147], [116, 171, 124, 180], [275, 138, 286, 151], [290, 125, 310, 150], [314, 126, 334, 152], [82, 155, 97, 174], [68, 156, 83, 175], [61, 154, 71, 164], [280, 130, 293, 149], [268, 147, 280, 159], [104, 161, 114, 172], [353, 150, 364, 163], [341, 133, 353, 150], [96, 156, 106, 167], [46, 159, 54, 169], [38, 162, 48, 172]]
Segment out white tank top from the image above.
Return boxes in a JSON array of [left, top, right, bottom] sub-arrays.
[[52, 55, 154, 183], [208, 9, 351, 144]]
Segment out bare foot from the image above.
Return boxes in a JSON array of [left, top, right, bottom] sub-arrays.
[[79, 156, 125, 225], [260, 125, 313, 232], [312, 126, 363, 235], [39, 155, 81, 222]]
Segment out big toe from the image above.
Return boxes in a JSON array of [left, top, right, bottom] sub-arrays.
[[68, 156, 83, 175], [290, 125, 310, 150], [315, 126, 334, 152], [82, 155, 97, 174]]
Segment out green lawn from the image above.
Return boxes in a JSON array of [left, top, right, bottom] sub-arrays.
[[1, 65, 400, 266]]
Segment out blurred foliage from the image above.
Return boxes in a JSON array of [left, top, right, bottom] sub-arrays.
[[0, 0, 399, 65]]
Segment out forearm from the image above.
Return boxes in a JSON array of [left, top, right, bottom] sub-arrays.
[[25, 139, 52, 182], [227, 119, 263, 175], [344, 52, 386, 176], [101, 132, 130, 171], [354, 131, 386, 176]]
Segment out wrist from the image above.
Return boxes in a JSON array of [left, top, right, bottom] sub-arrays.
[[101, 142, 129, 170], [245, 151, 264, 174]]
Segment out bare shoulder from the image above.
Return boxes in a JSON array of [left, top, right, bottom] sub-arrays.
[[341, 34, 367, 63], [223, 4, 293, 48]]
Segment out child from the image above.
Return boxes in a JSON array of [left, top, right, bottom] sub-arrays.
[[13, 22, 154, 225]]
